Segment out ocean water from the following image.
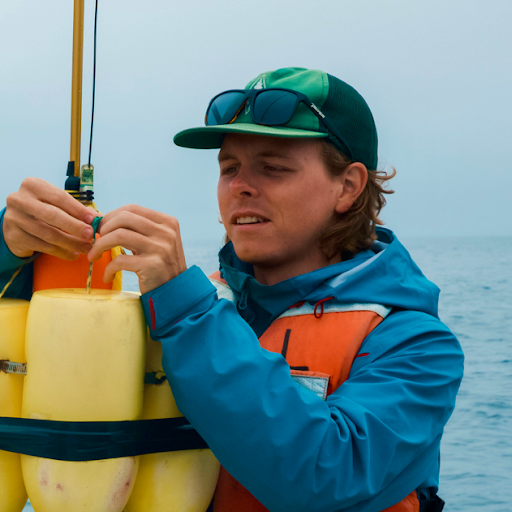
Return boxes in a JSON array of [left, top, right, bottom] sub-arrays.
[[401, 236, 512, 511], [22, 236, 512, 511]]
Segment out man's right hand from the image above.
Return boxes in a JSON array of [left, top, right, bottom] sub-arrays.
[[3, 177, 98, 260]]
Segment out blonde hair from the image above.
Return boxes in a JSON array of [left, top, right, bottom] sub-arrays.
[[318, 140, 396, 260]]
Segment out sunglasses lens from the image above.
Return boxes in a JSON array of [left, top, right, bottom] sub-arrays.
[[253, 90, 298, 125], [206, 91, 247, 125]]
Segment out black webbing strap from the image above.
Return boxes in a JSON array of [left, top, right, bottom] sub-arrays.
[[144, 371, 167, 385], [0, 416, 208, 461], [420, 494, 445, 512]]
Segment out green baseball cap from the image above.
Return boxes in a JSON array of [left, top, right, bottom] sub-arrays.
[[173, 67, 378, 169]]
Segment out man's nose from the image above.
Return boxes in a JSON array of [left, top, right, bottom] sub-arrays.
[[229, 167, 258, 197]]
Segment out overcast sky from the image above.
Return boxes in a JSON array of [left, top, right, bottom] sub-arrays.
[[1, 0, 511, 242]]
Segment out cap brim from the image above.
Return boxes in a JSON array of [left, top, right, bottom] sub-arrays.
[[173, 123, 327, 149]]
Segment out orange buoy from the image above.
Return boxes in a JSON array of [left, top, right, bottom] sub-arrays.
[[33, 245, 122, 292]]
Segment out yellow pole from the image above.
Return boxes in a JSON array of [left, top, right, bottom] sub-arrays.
[[70, 0, 85, 177]]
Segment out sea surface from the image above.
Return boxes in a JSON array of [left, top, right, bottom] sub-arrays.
[[22, 236, 512, 511]]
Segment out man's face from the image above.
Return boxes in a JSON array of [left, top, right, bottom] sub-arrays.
[[217, 134, 344, 283]]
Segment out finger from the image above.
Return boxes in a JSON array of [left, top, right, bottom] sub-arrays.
[[98, 209, 161, 238], [22, 200, 95, 240], [103, 254, 171, 295], [88, 229, 150, 262], [15, 211, 93, 255], [23, 177, 96, 224], [15, 227, 81, 261], [85, 206, 99, 222], [8, 190, 96, 241], [102, 254, 141, 283], [100, 204, 174, 227]]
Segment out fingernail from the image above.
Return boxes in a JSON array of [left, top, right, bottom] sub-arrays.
[[84, 215, 94, 224], [83, 227, 93, 238]]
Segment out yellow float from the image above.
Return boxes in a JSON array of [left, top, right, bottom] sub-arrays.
[[0, 298, 29, 512], [21, 289, 146, 512], [0, 0, 220, 510], [126, 334, 219, 511]]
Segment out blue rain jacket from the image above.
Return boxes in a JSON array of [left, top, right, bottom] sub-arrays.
[[0, 208, 35, 300], [0, 207, 464, 512]]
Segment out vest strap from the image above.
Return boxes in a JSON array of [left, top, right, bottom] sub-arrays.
[[279, 301, 391, 320]]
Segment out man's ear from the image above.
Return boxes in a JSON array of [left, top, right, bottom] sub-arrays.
[[335, 163, 368, 214]]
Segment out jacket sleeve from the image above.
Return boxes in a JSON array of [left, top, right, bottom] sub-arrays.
[[0, 207, 34, 300], [141, 266, 464, 512]]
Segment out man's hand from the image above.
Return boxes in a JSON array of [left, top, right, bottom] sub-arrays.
[[88, 205, 187, 295], [3, 178, 97, 260]]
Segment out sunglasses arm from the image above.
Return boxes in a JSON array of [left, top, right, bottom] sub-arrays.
[[305, 101, 354, 162]]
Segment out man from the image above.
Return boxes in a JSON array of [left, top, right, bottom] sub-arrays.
[[1, 67, 463, 511]]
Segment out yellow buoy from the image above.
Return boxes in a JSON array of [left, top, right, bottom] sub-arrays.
[[21, 289, 146, 512], [0, 298, 29, 512], [125, 332, 220, 512]]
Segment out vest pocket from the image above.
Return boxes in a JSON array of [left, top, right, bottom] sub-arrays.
[[290, 370, 330, 401]]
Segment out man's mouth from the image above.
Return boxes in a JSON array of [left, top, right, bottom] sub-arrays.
[[235, 216, 267, 225]]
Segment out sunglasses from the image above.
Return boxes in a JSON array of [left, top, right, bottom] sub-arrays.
[[205, 88, 354, 161]]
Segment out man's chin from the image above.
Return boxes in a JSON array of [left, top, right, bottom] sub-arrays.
[[232, 245, 281, 269]]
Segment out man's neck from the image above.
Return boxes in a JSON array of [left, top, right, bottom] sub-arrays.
[[253, 253, 342, 286]]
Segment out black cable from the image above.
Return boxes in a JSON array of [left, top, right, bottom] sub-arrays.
[[88, 0, 99, 166]]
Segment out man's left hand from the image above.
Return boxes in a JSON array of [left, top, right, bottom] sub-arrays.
[[88, 204, 186, 295]]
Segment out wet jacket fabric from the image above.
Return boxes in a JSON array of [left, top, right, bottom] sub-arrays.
[[0, 208, 464, 512]]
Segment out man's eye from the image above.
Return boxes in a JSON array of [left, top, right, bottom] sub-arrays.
[[264, 165, 290, 174], [221, 166, 237, 175]]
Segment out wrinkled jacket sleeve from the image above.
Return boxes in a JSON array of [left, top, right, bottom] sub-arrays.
[[141, 266, 464, 512], [0, 208, 34, 300]]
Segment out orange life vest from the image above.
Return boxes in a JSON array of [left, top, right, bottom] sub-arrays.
[[209, 271, 420, 512]]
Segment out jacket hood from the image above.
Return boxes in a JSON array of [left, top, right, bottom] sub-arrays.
[[218, 228, 440, 336]]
